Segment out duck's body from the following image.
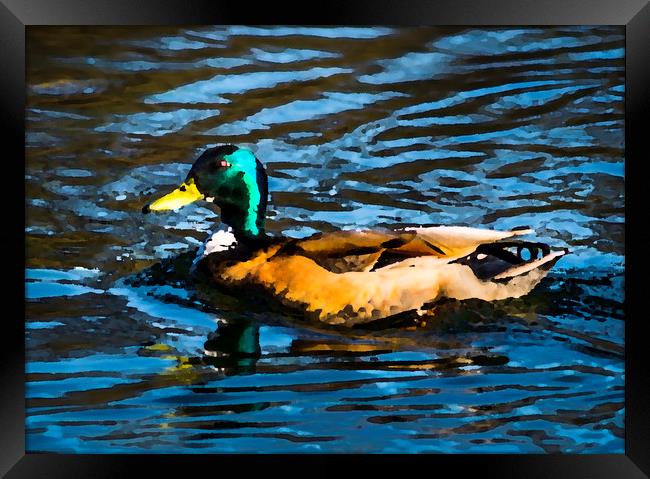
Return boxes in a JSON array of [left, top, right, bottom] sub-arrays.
[[199, 226, 565, 325], [144, 145, 568, 326]]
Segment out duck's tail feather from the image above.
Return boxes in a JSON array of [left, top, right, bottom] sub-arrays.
[[493, 248, 568, 280], [452, 241, 569, 281]]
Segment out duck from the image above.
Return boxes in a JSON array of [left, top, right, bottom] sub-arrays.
[[142, 144, 568, 326]]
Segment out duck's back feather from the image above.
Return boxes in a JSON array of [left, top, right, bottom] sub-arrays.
[[277, 226, 534, 274]]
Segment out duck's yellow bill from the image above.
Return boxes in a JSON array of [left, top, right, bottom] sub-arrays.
[[145, 179, 204, 212]]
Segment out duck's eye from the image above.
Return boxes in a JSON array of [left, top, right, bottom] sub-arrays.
[[179, 185, 186, 192], [218, 160, 231, 168]]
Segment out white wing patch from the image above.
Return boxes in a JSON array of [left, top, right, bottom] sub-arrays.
[[191, 228, 238, 272], [203, 228, 237, 256]]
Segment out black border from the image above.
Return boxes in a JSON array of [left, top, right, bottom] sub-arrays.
[[3, 0, 649, 477]]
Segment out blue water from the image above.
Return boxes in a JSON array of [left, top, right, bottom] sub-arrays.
[[26, 26, 624, 453]]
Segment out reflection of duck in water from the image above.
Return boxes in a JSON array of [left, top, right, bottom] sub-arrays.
[[143, 145, 568, 326], [203, 319, 260, 376], [201, 310, 512, 377]]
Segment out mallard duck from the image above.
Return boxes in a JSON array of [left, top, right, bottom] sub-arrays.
[[143, 144, 568, 326]]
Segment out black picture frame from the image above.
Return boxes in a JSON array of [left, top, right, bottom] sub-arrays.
[[3, 0, 649, 476]]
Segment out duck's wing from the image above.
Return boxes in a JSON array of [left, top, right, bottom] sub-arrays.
[[280, 229, 412, 273], [284, 226, 534, 273]]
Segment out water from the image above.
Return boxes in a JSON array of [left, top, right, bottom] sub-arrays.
[[25, 26, 624, 453]]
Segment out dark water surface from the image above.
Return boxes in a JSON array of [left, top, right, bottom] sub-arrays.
[[26, 26, 624, 453]]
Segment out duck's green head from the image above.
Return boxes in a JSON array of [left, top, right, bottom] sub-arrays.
[[143, 145, 268, 241]]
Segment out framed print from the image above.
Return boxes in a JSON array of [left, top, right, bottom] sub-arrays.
[[3, 0, 650, 476]]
